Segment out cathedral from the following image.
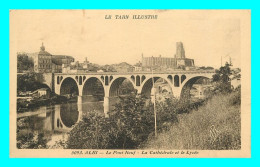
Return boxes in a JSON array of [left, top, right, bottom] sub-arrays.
[[141, 42, 195, 69]]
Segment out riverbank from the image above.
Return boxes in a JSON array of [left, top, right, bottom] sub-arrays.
[[17, 95, 75, 113], [144, 88, 241, 150]]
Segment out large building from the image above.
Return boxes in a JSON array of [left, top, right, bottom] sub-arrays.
[[33, 43, 74, 73], [34, 43, 52, 73], [175, 42, 194, 67], [142, 42, 195, 69]]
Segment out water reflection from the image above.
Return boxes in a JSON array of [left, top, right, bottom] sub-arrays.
[[56, 104, 79, 130], [17, 101, 103, 147]]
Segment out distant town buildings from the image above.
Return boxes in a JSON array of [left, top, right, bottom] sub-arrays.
[[111, 62, 134, 72], [141, 42, 195, 70], [52, 55, 74, 73], [63, 57, 90, 73], [134, 61, 142, 72], [18, 41, 208, 74]]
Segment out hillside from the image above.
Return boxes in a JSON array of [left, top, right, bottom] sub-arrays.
[[144, 88, 241, 150]]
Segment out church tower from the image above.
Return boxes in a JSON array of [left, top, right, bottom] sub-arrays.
[[176, 42, 185, 59]]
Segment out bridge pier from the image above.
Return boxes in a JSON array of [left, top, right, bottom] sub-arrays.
[[77, 102, 83, 122], [77, 95, 83, 104], [104, 96, 109, 118], [171, 86, 182, 98], [135, 86, 142, 95]]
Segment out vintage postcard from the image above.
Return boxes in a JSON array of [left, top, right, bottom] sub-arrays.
[[9, 10, 251, 158]]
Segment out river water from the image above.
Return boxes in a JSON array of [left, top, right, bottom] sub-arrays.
[[17, 100, 106, 148]]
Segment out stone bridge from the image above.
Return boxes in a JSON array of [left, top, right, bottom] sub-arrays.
[[54, 71, 215, 117]]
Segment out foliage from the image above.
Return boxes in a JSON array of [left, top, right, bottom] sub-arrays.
[[212, 62, 232, 93], [228, 85, 241, 105], [118, 80, 135, 95], [17, 73, 49, 92], [17, 132, 48, 149], [108, 94, 155, 148], [66, 93, 184, 149], [66, 113, 114, 149], [66, 94, 155, 149], [87, 63, 99, 72], [17, 117, 48, 149], [155, 98, 179, 131], [17, 53, 34, 72]]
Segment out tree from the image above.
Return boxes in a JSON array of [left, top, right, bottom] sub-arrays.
[[155, 98, 179, 130], [108, 94, 155, 148], [212, 62, 232, 93], [17, 73, 49, 92], [17, 53, 34, 72]]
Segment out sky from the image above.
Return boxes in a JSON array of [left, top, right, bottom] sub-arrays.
[[10, 10, 244, 68]]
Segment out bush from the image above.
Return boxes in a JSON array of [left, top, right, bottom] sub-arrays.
[[17, 73, 49, 92], [66, 94, 181, 149], [17, 117, 48, 149], [66, 114, 117, 149], [17, 132, 48, 149], [229, 85, 241, 105], [66, 94, 155, 149]]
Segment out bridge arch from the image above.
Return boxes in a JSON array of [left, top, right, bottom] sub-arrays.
[[82, 77, 105, 101], [105, 76, 109, 85], [79, 76, 83, 85], [167, 75, 173, 83], [180, 76, 210, 100], [181, 75, 186, 83], [59, 103, 79, 128], [141, 75, 146, 83], [130, 75, 135, 83], [136, 75, 141, 86], [109, 77, 135, 97], [60, 77, 79, 96], [140, 76, 173, 98], [174, 75, 180, 87], [57, 76, 60, 84]]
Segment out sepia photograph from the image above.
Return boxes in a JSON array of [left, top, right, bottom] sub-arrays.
[[9, 9, 251, 158]]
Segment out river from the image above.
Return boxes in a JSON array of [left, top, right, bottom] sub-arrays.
[[17, 100, 107, 148]]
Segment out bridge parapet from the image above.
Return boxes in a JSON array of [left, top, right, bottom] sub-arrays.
[[53, 70, 215, 76]]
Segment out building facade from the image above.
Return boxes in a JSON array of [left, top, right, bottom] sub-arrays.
[[141, 42, 195, 69], [34, 43, 74, 73], [34, 43, 52, 73]]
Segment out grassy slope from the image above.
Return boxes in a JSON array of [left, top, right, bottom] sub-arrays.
[[145, 91, 241, 150]]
